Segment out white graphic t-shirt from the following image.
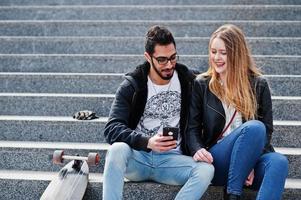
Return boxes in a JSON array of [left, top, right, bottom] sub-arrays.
[[135, 71, 182, 153]]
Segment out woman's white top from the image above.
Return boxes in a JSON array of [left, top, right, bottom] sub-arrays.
[[218, 102, 243, 142]]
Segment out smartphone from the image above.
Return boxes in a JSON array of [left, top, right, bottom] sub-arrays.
[[163, 126, 179, 141]]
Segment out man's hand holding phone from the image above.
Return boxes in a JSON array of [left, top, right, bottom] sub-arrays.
[[147, 127, 179, 152]]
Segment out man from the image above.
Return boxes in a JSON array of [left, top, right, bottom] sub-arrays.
[[103, 25, 214, 200]]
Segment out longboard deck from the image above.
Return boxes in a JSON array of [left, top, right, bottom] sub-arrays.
[[41, 160, 89, 200]]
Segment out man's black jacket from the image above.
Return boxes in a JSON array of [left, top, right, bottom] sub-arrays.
[[104, 61, 196, 155]]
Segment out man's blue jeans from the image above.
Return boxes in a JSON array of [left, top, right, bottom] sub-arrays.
[[103, 142, 214, 200], [209, 120, 288, 200]]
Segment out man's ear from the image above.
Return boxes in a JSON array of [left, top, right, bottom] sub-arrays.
[[144, 52, 151, 63]]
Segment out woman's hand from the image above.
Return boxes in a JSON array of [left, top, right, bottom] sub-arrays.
[[193, 148, 213, 163], [245, 169, 255, 186]]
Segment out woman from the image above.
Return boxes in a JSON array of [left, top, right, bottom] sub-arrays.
[[187, 24, 288, 200]]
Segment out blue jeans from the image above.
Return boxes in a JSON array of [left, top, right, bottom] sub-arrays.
[[209, 120, 288, 200], [103, 142, 214, 200]]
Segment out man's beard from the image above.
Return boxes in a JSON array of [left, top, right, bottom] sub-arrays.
[[151, 60, 174, 80]]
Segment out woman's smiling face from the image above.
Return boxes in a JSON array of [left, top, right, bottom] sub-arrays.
[[210, 37, 228, 79]]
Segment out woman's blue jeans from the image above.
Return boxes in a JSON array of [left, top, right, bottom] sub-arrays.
[[103, 142, 214, 200], [209, 120, 288, 200]]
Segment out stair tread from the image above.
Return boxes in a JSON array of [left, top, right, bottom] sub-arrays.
[[0, 141, 109, 149], [1, 5, 301, 8], [0, 115, 107, 122], [0, 92, 300, 98], [1, 19, 301, 22], [1, 0, 300, 6], [0, 140, 300, 154], [1, 54, 300, 57], [1, 72, 301, 77], [0, 115, 299, 125], [0, 169, 300, 189]]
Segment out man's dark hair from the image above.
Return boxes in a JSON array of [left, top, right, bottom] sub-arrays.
[[145, 25, 176, 55]]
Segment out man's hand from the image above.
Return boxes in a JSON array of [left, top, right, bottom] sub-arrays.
[[245, 169, 255, 186], [193, 148, 213, 164], [147, 133, 177, 152]]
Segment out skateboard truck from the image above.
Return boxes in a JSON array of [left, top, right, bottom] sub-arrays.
[[53, 150, 100, 167], [41, 150, 100, 199]]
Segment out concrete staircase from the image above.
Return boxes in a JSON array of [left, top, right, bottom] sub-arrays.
[[0, 0, 300, 199]]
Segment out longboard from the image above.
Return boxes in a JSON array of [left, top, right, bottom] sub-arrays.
[[40, 150, 100, 200]]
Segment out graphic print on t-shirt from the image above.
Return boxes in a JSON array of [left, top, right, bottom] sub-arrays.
[[137, 90, 181, 137]]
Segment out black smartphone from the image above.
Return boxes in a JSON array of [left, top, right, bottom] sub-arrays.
[[163, 126, 179, 141]]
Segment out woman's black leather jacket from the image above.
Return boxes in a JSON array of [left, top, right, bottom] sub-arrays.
[[187, 75, 274, 156]]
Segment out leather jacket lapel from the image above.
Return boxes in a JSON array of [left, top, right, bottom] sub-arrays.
[[207, 90, 225, 119]]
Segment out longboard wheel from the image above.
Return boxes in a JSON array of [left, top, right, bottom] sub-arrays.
[[87, 153, 100, 166], [53, 150, 64, 164]]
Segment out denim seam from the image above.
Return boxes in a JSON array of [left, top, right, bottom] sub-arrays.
[[227, 125, 248, 195]]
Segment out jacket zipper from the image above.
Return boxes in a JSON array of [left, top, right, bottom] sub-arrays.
[[207, 103, 226, 120]]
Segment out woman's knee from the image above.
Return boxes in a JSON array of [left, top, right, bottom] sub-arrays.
[[268, 153, 289, 172], [244, 120, 266, 143]]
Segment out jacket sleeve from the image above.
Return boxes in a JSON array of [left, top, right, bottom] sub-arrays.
[[186, 79, 206, 156], [103, 80, 151, 152], [257, 77, 275, 152]]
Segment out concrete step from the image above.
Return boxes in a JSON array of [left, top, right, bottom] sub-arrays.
[[0, 141, 300, 179], [0, 54, 300, 75], [0, 142, 107, 174], [0, 6, 300, 21], [0, 37, 300, 55], [0, 116, 107, 143], [1, 20, 301, 37], [0, 73, 122, 94], [0, 116, 300, 148], [265, 75, 301, 96], [0, 94, 299, 120], [1, 0, 300, 6], [272, 121, 301, 148], [0, 93, 114, 117], [271, 97, 301, 121], [0, 73, 299, 96], [0, 170, 300, 200]]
